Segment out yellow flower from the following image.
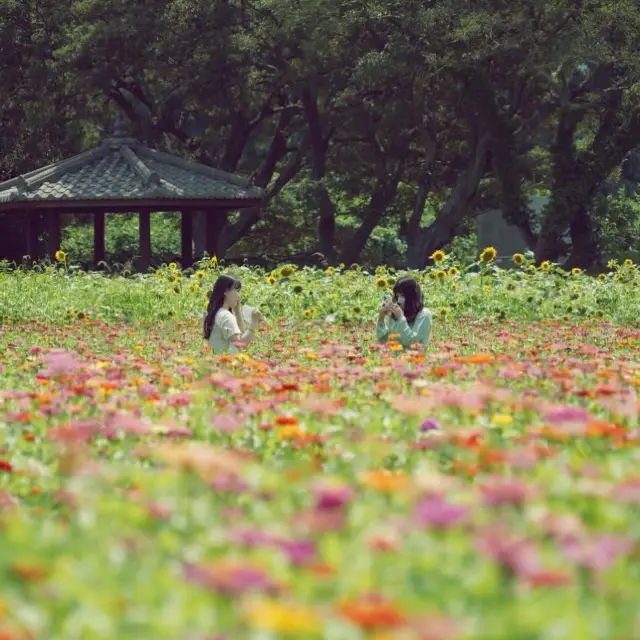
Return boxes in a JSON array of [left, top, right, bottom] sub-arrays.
[[435, 270, 447, 280], [528, 265, 537, 274], [448, 266, 460, 276], [540, 261, 552, 272], [210, 256, 218, 268], [480, 246, 497, 263], [266, 276, 276, 286], [512, 253, 525, 265], [431, 250, 446, 265], [624, 258, 634, 267], [598, 273, 607, 281], [325, 266, 335, 274], [492, 414, 513, 425], [303, 310, 312, 319], [54, 250, 66, 262], [375, 278, 388, 289], [169, 262, 178, 271], [245, 599, 321, 635], [571, 268, 583, 276], [189, 283, 200, 293], [195, 271, 205, 280]]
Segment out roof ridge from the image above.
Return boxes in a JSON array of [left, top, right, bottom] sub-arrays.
[[120, 145, 161, 187]]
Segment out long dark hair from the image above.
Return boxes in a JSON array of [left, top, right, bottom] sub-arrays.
[[393, 277, 424, 324], [203, 274, 241, 340]]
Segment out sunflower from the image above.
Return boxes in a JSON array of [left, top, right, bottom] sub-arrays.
[[598, 273, 607, 281], [480, 246, 497, 263], [210, 256, 218, 268], [540, 261, 552, 272], [624, 258, 634, 267], [54, 250, 66, 263], [266, 276, 276, 285], [189, 283, 200, 293], [195, 271, 205, 280], [512, 253, 525, 265], [431, 250, 446, 265], [528, 265, 537, 274], [571, 267, 583, 276], [375, 278, 388, 289], [303, 309, 312, 319], [435, 270, 447, 280], [448, 266, 460, 276], [292, 284, 303, 294], [325, 266, 335, 274], [169, 262, 178, 271], [280, 265, 295, 278]]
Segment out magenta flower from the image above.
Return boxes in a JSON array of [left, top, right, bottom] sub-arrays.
[[419, 418, 440, 432], [312, 481, 355, 510], [414, 496, 468, 529]]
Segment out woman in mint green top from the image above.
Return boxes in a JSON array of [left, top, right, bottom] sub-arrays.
[[376, 278, 432, 349]]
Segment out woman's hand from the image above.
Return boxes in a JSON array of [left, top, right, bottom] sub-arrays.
[[388, 303, 403, 319], [250, 308, 263, 327], [378, 302, 390, 324]]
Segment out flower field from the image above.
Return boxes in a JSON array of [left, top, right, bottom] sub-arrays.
[[1, 256, 640, 639]]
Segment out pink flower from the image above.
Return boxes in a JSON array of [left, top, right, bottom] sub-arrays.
[[183, 561, 279, 596], [477, 526, 539, 577], [211, 414, 243, 433], [480, 478, 535, 507], [414, 496, 468, 529], [562, 534, 633, 572]]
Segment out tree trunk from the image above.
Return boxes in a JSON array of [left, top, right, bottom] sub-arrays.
[[218, 112, 302, 254], [563, 206, 600, 270], [537, 97, 640, 266], [406, 134, 490, 268], [340, 179, 400, 265], [301, 82, 336, 263]]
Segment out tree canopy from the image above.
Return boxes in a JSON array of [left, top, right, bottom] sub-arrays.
[[1, 0, 640, 268]]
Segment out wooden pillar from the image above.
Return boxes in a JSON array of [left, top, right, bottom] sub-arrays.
[[25, 211, 39, 263], [94, 211, 106, 267], [181, 210, 193, 268], [139, 211, 151, 270], [205, 209, 226, 258], [46, 211, 62, 260]]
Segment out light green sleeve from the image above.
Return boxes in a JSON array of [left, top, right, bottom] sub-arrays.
[[395, 310, 432, 348], [376, 318, 390, 343]]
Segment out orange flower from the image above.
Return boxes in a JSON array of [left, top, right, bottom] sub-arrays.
[[359, 470, 408, 493], [339, 594, 407, 630], [275, 415, 298, 426], [278, 425, 305, 439], [455, 353, 495, 365], [11, 561, 47, 582]]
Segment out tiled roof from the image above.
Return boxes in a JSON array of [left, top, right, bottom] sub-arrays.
[[0, 134, 263, 206]]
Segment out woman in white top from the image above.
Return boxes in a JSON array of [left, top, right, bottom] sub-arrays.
[[203, 275, 263, 354]]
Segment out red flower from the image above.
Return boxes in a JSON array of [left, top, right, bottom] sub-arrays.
[[0, 460, 12, 472]]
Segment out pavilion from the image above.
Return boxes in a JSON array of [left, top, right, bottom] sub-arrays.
[[0, 120, 264, 269]]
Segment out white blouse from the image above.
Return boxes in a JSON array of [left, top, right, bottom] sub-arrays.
[[208, 309, 241, 354]]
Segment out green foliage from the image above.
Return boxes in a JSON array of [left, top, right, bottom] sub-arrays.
[[62, 214, 182, 268], [593, 189, 640, 263]]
